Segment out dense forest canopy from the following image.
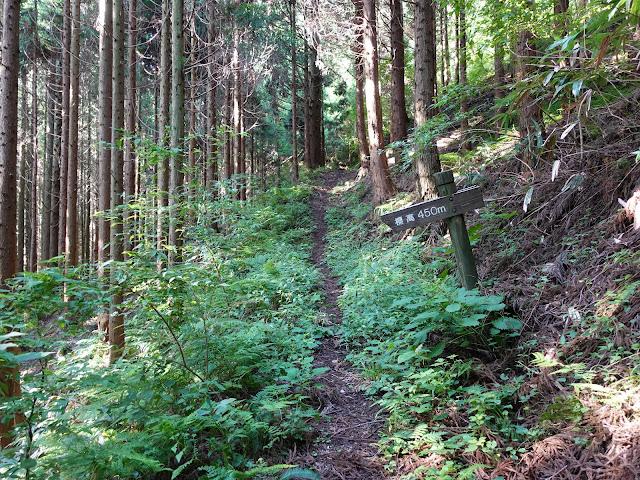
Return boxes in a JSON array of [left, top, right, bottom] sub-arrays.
[[0, 0, 639, 478]]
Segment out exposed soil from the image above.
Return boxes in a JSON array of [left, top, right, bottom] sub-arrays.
[[288, 170, 389, 480]]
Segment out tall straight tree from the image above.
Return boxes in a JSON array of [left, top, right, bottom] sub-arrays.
[[352, 0, 370, 177], [157, 0, 171, 267], [58, 0, 72, 259], [29, 0, 40, 272], [97, 0, 113, 336], [414, 0, 441, 200], [389, 0, 408, 143], [362, 0, 395, 205], [66, 0, 81, 266], [459, 1, 470, 150], [110, 0, 125, 362], [124, 0, 137, 254], [290, 0, 299, 183], [169, 0, 185, 265], [205, 0, 218, 193], [0, 0, 22, 448]]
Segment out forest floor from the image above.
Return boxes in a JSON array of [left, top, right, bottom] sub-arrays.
[[289, 169, 390, 480]]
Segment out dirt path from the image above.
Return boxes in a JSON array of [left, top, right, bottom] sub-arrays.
[[289, 170, 388, 480]]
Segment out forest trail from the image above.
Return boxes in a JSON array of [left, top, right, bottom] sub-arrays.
[[290, 170, 389, 480]]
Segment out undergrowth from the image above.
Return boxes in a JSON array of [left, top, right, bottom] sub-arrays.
[[1, 185, 325, 480]]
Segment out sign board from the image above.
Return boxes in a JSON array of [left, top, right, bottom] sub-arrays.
[[381, 186, 484, 232]]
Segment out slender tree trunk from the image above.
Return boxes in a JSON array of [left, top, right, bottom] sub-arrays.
[[169, 0, 185, 265], [110, 0, 126, 363], [389, 0, 408, 143], [362, 0, 395, 205], [41, 75, 54, 262], [66, 0, 80, 266], [58, 0, 71, 260], [0, 0, 22, 449], [206, 0, 218, 194], [233, 30, 242, 198], [454, 9, 460, 85], [352, 0, 370, 177], [124, 0, 137, 253], [443, 2, 450, 86], [459, 2, 470, 150], [554, 0, 569, 31], [157, 0, 171, 267], [494, 40, 505, 132], [50, 73, 61, 260], [224, 78, 233, 182], [187, 14, 196, 223], [439, 5, 445, 89], [97, 0, 113, 337], [29, 13, 39, 272], [414, 0, 441, 200], [18, 68, 27, 273], [303, 39, 311, 169], [291, 0, 299, 183], [308, 42, 324, 168]]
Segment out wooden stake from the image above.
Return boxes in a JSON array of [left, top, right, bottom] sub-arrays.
[[433, 170, 479, 289]]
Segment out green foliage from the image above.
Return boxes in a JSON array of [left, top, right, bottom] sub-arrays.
[[0, 184, 327, 480], [323, 189, 530, 475]]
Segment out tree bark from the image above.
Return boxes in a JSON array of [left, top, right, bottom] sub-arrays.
[[169, 0, 185, 265], [66, 0, 80, 266], [110, 0, 126, 363], [29, 11, 39, 272], [308, 42, 324, 169], [389, 0, 408, 143], [362, 0, 395, 205], [124, 0, 137, 254], [494, 40, 505, 132], [0, 0, 22, 449], [206, 1, 218, 193], [98, 0, 113, 270], [157, 0, 171, 266], [58, 0, 71, 260], [414, 0, 441, 200], [459, 2, 470, 150], [353, 0, 370, 177], [291, 0, 299, 183]]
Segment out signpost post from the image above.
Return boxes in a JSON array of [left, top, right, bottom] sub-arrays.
[[380, 169, 484, 289]]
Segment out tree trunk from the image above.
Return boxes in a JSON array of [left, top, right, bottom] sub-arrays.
[[41, 73, 54, 262], [223, 78, 232, 182], [494, 40, 505, 132], [362, 0, 395, 205], [554, 0, 569, 31], [58, 0, 71, 261], [308, 42, 324, 169], [110, 0, 125, 363], [303, 39, 311, 169], [459, 2, 470, 150], [206, 0, 218, 194], [353, 0, 370, 177], [0, 0, 22, 449], [29, 14, 39, 272], [389, 0, 408, 143], [50, 71, 61, 260], [66, 0, 80, 266], [98, 0, 112, 269], [157, 0, 171, 266], [291, 0, 299, 183], [18, 68, 27, 273], [414, 0, 441, 200], [169, 0, 185, 265], [443, 2, 450, 86], [124, 0, 137, 254]]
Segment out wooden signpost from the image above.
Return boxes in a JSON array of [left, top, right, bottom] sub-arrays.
[[381, 170, 484, 289]]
